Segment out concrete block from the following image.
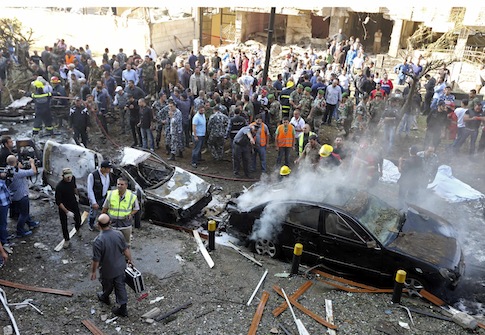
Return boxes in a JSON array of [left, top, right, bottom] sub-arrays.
[[452, 312, 477, 330]]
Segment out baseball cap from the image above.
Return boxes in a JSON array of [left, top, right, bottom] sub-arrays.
[[101, 160, 113, 168], [115, 86, 123, 92], [62, 168, 73, 177]]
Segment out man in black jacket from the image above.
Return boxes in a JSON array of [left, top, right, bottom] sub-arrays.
[[69, 97, 91, 147], [87, 161, 116, 231]]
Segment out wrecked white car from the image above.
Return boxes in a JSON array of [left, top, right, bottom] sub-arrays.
[[42, 140, 213, 221]]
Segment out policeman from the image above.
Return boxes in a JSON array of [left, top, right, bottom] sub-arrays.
[[31, 80, 53, 136], [207, 105, 229, 161]]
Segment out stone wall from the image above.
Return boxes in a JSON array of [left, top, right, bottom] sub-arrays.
[[150, 18, 196, 54], [285, 11, 312, 44]]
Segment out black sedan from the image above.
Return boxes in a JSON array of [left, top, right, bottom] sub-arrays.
[[227, 188, 465, 300]]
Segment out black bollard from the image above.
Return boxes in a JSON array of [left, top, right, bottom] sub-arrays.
[[391, 270, 407, 304], [208, 220, 216, 251], [290, 243, 303, 275]]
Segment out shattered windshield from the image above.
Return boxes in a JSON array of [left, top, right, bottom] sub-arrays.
[[125, 156, 173, 188], [342, 191, 401, 244]]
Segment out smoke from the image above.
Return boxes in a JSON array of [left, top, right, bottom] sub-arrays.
[[249, 202, 289, 242]]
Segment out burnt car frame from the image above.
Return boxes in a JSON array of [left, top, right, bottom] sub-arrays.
[[227, 189, 465, 300], [42, 140, 212, 221]]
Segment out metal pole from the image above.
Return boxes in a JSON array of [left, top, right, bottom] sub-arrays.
[[261, 7, 276, 87]]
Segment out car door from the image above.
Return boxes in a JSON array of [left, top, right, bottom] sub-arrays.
[[279, 204, 322, 263], [318, 209, 383, 278]]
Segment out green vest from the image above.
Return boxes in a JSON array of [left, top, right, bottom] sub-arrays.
[[106, 189, 136, 220]]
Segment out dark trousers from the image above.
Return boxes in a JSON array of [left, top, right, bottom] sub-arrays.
[[0, 205, 8, 244], [100, 273, 128, 306], [97, 112, 108, 135], [14, 196, 31, 235], [323, 104, 337, 125], [233, 143, 251, 176], [183, 122, 191, 147], [73, 127, 89, 147], [130, 120, 142, 146], [277, 147, 291, 166], [59, 207, 81, 241], [191, 136, 205, 164]]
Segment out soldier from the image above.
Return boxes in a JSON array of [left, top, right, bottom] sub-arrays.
[[69, 97, 90, 147], [352, 93, 370, 140], [367, 91, 385, 132], [88, 60, 104, 89], [230, 74, 241, 100], [268, 94, 281, 142], [152, 93, 169, 150], [336, 92, 354, 138], [139, 55, 156, 98], [206, 72, 217, 94], [168, 100, 184, 161], [289, 84, 303, 116], [299, 86, 314, 119], [308, 89, 326, 133], [207, 106, 230, 161]]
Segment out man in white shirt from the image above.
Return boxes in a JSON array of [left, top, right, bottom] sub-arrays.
[[87, 161, 116, 230], [121, 63, 139, 87], [451, 99, 469, 152], [290, 109, 305, 151]]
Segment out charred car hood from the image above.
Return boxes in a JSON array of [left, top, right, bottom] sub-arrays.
[[388, 205, 461, 268], [144, 167, 211, 210]]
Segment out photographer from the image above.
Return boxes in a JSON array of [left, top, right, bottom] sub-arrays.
[[6, 155, 40, 238]]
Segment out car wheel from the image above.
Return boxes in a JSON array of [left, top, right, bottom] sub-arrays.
[[254, 239, 279, 258], [404, 276, 425, 292], [148, 205, 169, 223]]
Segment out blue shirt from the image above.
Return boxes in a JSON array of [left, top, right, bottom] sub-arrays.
[[8, 168, 35, 202], [0, 180, 10, 206], [192, 112, 207, 136]]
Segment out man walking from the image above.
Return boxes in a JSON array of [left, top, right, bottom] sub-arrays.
[[91, 213, 133, 317], [87, 161, 116, 231], [55, 168, 81, 249], [137, 98, 155, 151], [191, 105, 207, 168], [232, 124, 257, 178], [102, 177, 139, 247], [68, 97, 90, 147]]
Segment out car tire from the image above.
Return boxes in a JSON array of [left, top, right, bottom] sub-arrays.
[[253, 239, 280, 258], [148, 205, 169, 223]]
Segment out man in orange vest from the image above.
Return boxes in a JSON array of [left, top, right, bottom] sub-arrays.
[[275, 116, 296, 167], [250, 114, 270, 173]]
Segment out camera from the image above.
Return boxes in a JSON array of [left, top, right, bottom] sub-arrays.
[[0, 165, 15, 180], [21, 157, 41, 169]]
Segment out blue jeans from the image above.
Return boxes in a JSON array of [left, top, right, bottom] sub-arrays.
[[277, 147, 291, 166], [0, 205, 8, 244], [251, 146, 267, 172], [191, 135, 205, 164], [140, 127, 154, 150], [399, 113, 412, 135], [14, 196, 30, 235]]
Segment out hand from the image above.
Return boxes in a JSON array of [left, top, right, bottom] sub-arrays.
[[92, 203, 99, 210], [127, 214, 133, 220], [75, 194, 80, 202], [90, 271, 96, 280], [66, 211, 74, 219]]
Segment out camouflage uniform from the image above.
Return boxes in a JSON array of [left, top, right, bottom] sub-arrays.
[[309, 95, 325, 131], [152, 100, 169, 149], [170, 109, 184, 155], [289, 89, 301, 115], [141, 61, 156, 97], [299, 93, 313, 119], [230, 80, 241, 97], [268, 99, 281, 139], [337, 99, 354, 137], [207, 111, 229, 160], [352, 100, 368, 138], [367, 99, 385, 131], [89, 66, 104, 89]]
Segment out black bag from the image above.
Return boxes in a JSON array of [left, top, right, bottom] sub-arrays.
[[125, 265, 145, 294]]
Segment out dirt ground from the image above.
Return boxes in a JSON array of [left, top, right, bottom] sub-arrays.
[[1, 110, 485, 334]]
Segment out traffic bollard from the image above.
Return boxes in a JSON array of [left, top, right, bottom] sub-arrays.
[[208, 220, 216, 251], [392, 270, 407, 304], [290, 243, 303, 275]]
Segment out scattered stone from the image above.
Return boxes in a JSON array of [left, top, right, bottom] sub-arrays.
[[101, 314, 108, 321], [34, 242, 49, 251], [3, 325, 13, 335], [145, 318, 155, 324]]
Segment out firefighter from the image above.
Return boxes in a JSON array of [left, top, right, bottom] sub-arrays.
[[31, 80, 54, 136]]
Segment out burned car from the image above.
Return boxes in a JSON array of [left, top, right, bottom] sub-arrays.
[[43, 140, 212, 221], [227, 188, 465, 300]]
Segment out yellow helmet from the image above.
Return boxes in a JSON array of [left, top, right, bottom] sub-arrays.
[[319, 144, 334, 157], [33, 80, 44, 88], [280, 165, 291, 176]]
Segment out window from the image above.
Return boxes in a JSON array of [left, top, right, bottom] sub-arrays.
[[325, 211, 363, 243], [286, 205, 320, 231]]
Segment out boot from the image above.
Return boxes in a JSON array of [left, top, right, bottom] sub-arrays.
[[97, 292, 111, 305], [168, 153, 176, 161], [112, 304, 128, 317]]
